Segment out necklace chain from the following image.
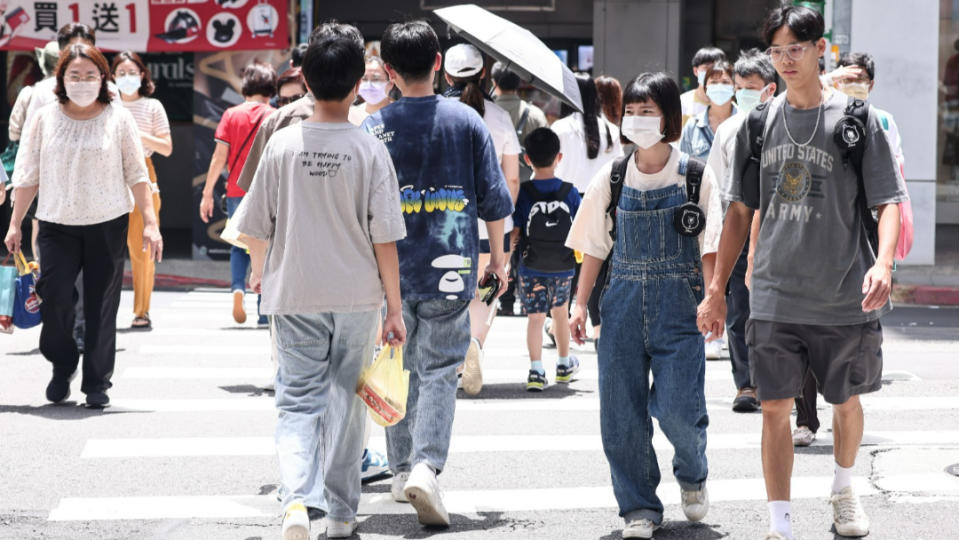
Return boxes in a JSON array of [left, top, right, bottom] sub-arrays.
[[782, 92, 823, 147]]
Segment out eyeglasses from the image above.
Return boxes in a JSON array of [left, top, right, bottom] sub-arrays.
[[66, 75, 101, 83], [765, 42, 813, 62], [362, 76, 387, 83], [115, 70, 141, 78], [277, 94, 304, 106]]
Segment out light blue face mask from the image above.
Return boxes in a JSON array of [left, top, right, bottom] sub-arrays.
[[735, 88, 763, 113], [706, 83, 735, 106], [697, 70, 707, 87]]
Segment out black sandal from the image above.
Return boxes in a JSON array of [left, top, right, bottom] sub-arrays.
[[131, 315, 152, 331]]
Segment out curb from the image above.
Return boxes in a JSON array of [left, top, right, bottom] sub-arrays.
[[892, 284, 959, 306], [122, 272, 230, 291]]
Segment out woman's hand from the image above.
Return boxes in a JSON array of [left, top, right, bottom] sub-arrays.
[[199, 193, 215, 223], [4, 225, 21, 254], [142, 223, 163, 262]]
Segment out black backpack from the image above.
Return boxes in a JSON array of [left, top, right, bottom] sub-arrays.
[[520, 181, 577, 272], [741, 95, 877, 254]]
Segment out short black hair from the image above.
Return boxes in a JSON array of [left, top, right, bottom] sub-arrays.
[[302, 26, 366, 101], [691, 46, 726, 68], [763, 5, 824, 46], [524, 128, 561, 168], [491, 61, 521, 91], [837, 52, 876, 81], [308, 20, 364, 49], [621, 72, 683, 144], [381, 21, 440, 82], [241, 61, 278, 98], [57, 23, 95, 48], [734, 49, 777, 84], [290, 43, 308, 68]]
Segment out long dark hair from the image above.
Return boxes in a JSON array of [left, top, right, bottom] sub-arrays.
[[594, 75, 623, 126], [447, 73, 485, 117], [563, 73, 612, 159]]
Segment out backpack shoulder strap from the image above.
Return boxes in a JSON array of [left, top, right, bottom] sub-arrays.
[[520, 180, 542, 201], [606, 150, 634, 240], [682, 156, 706, 204], [741, 101, 772, 209], [516, 103, 531, 139], [556, 182, 574, 202]]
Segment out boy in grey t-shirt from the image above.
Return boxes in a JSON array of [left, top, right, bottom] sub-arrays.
[[233, 26, 406, 540], [696, 6, 907, 540]]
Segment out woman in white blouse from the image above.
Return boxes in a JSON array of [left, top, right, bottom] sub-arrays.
[[4, 44, 162, 408], [113, 50, 173, 331]]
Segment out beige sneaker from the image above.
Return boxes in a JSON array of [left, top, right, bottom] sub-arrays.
[[830, 486, 869, 537], [763, 532, 788, 540], [404, 463, 450, 526], [792, 425, 816, 447], [623, 517, 659, 538], [232, 289, 247, 324], [462, 337, 483, 396], [681, 485, 709, 522], [281, 502, 310, 540]]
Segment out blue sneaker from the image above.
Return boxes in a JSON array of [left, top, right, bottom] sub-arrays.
[[257, 315, 269, 328], [526, 370, 547, 392], [555, 356, 580, 384], [361, 448, 390, 482]]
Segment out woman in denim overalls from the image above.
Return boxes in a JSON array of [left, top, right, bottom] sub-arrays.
[[567, 72, 723, 539]]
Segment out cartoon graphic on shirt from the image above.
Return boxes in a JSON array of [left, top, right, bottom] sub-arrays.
[[431, 254, 472, 299], [400, 185, 469, 214]]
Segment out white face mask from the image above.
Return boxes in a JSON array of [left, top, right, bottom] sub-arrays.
[[838, 82, 870, 101], [65, 81, 100, 107], [706, 83, 735, 106], [621, 115, 664, 149], [116, 74, 141, 96], [696, 70, 707, 87], [358, 81, 388, 105]]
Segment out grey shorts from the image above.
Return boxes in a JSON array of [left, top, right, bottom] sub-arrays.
[[746, 319, 884, 404]]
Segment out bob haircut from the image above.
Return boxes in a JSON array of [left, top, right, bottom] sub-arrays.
[[595, 75, 623, 126], [241, 61, 278, 98], [111, 51, 156, 97], [763, 5, 824, 46], [54, 44, 113, 106], [703, 60, 734, 87], [621, 72, 683, 144]]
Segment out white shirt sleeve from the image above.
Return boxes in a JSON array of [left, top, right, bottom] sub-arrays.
[[119, 110, 150, 188], [11, 108, 42, 188], [698, 163, 723, 256], [565, 161, 614, 260]]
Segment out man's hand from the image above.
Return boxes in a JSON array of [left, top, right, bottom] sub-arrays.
[[382, 309, 407, 346], [199, 193, 215, 223], [249, 269, 262, 295], [827, 65, 865, 84], [485, 259, 508, 299], [4, 225, 21, 254], [569, 303, 589, 345], [697, 291, 727, 341], [861, 262, 893, 312], [142, 223, 163, 263]]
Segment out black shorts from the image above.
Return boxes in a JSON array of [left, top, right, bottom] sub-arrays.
[[746, 319, 883, 404], [479, 233, 511, 254]]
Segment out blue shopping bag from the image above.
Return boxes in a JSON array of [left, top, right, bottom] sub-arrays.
[[0, 255, 16, 333], [12, 252, 41, 329]]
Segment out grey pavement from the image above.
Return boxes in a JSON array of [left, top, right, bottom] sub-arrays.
[[1, 292, 958, 540]]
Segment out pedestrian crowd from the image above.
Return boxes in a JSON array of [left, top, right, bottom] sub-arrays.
[[1, 4, 910, 540]]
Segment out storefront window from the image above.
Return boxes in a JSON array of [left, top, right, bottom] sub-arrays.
[[939, 0, 959, 221]]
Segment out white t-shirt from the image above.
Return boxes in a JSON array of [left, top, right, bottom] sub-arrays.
[[566, 146, 723, 260], [706, 112, 746, 198], [478, 99, 521, 241], [12, 103, 149, 225], [552, 112, 623, 193], [122, 97, 171, 158]]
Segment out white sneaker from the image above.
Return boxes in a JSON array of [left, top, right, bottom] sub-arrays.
[[763, 533, 788, 540], [391, 471, 409, 502], [830, 486, 869, 537], [403, 463, 450, 526], [326, 518, 358, 538], [462, 337, 483, 396], [623, 517, 659, 538], [705, 340, 723, 359], [281, 502, 310, 540], [681, 485, 709, 522], [792, 426, 816, 447]]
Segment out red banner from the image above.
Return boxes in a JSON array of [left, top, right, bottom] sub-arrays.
[[0, 0, 289, 52]]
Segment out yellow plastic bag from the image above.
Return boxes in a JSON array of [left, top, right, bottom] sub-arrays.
[[356, 345, 409, 427]]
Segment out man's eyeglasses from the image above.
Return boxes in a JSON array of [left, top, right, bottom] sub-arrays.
[[277, 94, 304, 106], [765, 42, 813, 62]]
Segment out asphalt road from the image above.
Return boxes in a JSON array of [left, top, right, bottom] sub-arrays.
[[1, 293, 957, 540]]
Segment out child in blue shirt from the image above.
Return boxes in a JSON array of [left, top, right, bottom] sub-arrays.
[[510, 128, 582, 391]]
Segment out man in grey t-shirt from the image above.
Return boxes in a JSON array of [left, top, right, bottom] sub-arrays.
[[696, 6, 907, 540]]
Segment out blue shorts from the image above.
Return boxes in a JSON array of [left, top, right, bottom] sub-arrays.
[[519, 274, 572, 314], [479, 233, 511, 254]]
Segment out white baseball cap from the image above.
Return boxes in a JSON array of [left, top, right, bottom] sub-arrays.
[[444, 43, 484, 78]]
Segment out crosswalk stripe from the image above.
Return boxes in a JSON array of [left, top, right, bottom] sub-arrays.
[[106, 395, 959, 413], [47, 476, 877, 521], [80, 430, 959, 458]]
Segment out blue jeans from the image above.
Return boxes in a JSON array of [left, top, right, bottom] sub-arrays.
[[225, 196, 249, 292], [272, 311, 379, 519], [726, 245, 752, 389], [598, 171, 709, 525], [385, 298, 470, 474]]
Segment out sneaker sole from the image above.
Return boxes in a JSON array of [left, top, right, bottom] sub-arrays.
[[404, 485, 450, 526], [462, 343, 483, 396], [732, 398, 760, 413], [326, 523, 358, 538], [526, 383, 545, 392], [834, 524, 869, 537], [282, 524, 309, 540], [232, 291, 247, 324]]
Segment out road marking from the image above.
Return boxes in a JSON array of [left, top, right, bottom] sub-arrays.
[[48, 476, 876, 521], [139, 345, 270, 356], [876, 473, 959, 495], [81, 430, 959, 459], [109, 398, 275, 412]]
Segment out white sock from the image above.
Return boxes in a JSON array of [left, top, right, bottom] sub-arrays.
[[557, 356, 570, 367], [768, 501, 793, 539], [530, 360, 545, 374], [832, 462, 854, 493]]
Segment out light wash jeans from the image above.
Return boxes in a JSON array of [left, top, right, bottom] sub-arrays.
[[273, 311, 378, 520], [385, 298, 470, 474]]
